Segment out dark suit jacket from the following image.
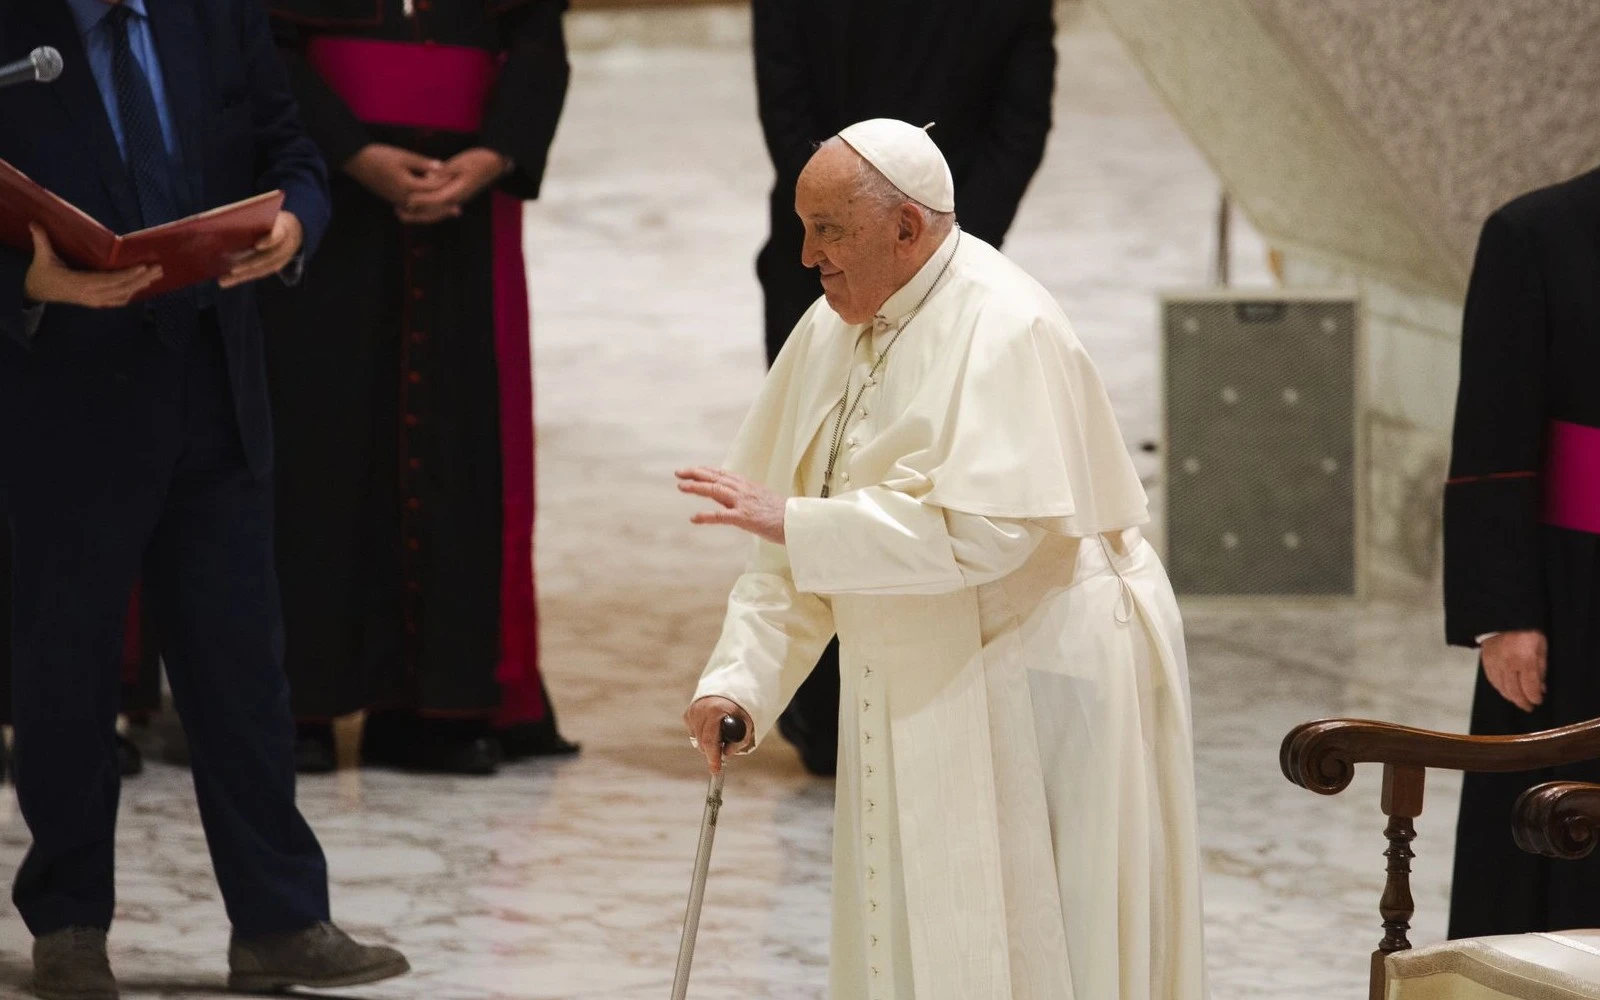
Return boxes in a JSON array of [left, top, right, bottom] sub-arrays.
[[0, 0, 330, 481], [754, 0, 1056, 245]]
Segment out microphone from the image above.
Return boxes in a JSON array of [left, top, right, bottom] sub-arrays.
[[0, 48, 64, 89]]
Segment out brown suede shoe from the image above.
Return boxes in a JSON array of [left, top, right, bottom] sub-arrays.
[[227, 922, 409, 992], [32, 927, 117, 1000]]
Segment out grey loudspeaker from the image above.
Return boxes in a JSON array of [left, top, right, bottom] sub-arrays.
[[1161, 291, 1362, 597]]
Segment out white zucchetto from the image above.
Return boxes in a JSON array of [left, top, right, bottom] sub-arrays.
[[836, 118, 957, 213]]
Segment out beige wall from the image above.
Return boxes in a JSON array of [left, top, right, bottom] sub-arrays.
[[1094, 0, 1600, 299], [1096, 0, 1600, 593]]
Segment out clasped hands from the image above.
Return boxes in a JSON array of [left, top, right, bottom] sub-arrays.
[[345, 144, 508, 225]]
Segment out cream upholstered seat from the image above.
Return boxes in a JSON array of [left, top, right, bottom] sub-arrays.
[[1387, 931, 1600, 1000], [1281, 718, 1600, 1000]]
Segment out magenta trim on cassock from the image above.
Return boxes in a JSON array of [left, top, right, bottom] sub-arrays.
[[491, 191, 544, 723], [305, 38, 496, 132], [1543, 420, 1600, 535]]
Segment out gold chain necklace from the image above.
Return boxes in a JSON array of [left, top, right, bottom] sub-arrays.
[[820, 229, 961, 499]]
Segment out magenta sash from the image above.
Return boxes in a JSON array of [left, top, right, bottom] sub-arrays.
[[305, 38, 497, 132], [1543, 420, 1600, 535], [307, 38, 544, 721]]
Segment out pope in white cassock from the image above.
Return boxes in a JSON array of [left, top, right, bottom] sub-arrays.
[[678, 119, 1208, 1000]]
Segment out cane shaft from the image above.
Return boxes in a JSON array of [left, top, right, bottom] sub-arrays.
[[671, 770, 727, 1000]]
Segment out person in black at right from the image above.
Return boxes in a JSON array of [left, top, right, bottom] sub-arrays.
[[1444, 165, 1600, 938]]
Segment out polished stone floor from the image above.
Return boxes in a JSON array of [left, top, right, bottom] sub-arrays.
[[0, 5, 1483, 999]]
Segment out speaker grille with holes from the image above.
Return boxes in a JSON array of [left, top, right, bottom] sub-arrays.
[[1162, 293, 1360, 596]]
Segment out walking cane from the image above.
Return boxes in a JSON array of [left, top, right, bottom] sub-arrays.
[[671, 713, 748, 1000]]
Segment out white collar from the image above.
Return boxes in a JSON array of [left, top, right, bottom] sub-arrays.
[[874, 227, 961, 328]]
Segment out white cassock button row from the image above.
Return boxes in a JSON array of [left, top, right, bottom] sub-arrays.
[[861, 659, 890, 999]]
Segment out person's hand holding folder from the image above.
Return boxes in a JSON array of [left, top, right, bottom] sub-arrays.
[[24, 224, 161, 309], [0, 158, 286, 304], [218, 212, 303, 290]]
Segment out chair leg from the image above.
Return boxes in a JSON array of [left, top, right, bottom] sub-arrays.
[[1372, 764, 1425, 1000]]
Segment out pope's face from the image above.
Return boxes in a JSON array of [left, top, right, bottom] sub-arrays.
[[795, 145, 914, 325]]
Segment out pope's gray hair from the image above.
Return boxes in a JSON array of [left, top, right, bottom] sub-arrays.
[[818, 136, 957, 233]]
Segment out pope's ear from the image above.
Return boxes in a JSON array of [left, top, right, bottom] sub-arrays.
[[897, 203, 923, 247]]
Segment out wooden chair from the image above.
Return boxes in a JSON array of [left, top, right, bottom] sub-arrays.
[[1281, 717, 1600, 999]]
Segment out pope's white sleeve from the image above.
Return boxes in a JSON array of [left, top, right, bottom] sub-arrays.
[[693, 541, 835, 748], [784, 487, 1045, 596]]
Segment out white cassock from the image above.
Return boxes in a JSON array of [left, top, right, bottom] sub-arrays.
[[694, 229, 1209, 1000]]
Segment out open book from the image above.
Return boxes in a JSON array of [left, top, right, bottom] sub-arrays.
[[0, 158, 283, 302]]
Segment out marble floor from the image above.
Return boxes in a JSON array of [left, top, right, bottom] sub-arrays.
[[0, 5, 1486, 999]]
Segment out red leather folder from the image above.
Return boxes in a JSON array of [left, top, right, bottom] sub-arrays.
[[0, 158, 282, 301]]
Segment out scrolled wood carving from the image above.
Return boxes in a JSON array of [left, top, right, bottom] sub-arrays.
[[1281, 717, 1600, 796], [1513, 781, 1600, 861]]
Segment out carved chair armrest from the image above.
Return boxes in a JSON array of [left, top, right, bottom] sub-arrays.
[[1281, 717, 1600, 795], [1281, 717, 1600, 1000], [1514, 781, 1600, 861]]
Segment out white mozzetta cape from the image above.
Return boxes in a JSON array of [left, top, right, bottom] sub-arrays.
[[695, 233, 1208, 1000]]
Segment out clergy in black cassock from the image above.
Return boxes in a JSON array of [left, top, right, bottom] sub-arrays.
[[1445, 165, 1600, 938], [263, 0, 575, 774], [753, 0, 1056, 774]]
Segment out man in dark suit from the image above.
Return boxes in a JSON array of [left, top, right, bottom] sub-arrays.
[[1444, 166, 1600, 939], [752, 0, 1057, 775], [0, 0, 409, 994]]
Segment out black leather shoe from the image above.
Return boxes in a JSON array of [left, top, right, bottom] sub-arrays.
[[424, 736, 501, 776], [362, 717, 501, 775], [33, 927, 117, 1000], [498, 721, 581, 761], [293, 728, 337, 774], [115, 735, 142, 778], [228, 922, 408, 992]]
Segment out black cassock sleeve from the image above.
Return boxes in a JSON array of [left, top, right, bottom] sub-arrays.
[[481, 0, 570, 201], [269, 19, 374, 172], [957, 0, 1055, 246], [1443, 209, 1550, 647], [753, 0, 823, 185]]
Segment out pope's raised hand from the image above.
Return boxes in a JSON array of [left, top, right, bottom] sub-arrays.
[[677, 467, 787, 545]]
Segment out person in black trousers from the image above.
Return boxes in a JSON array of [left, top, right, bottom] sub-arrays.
[[1444, 165, 1600, 938], [0, 528, 156, 780], [0, 0, 407, 994], [753, 0, 1057, 774]]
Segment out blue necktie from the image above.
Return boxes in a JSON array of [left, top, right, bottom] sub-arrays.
[[106, 4, 194, 349]]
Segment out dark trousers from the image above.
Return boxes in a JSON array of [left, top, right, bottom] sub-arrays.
[[6, 319, 328, 937]]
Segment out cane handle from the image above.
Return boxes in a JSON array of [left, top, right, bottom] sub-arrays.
[[719, 714, 747, 748]]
